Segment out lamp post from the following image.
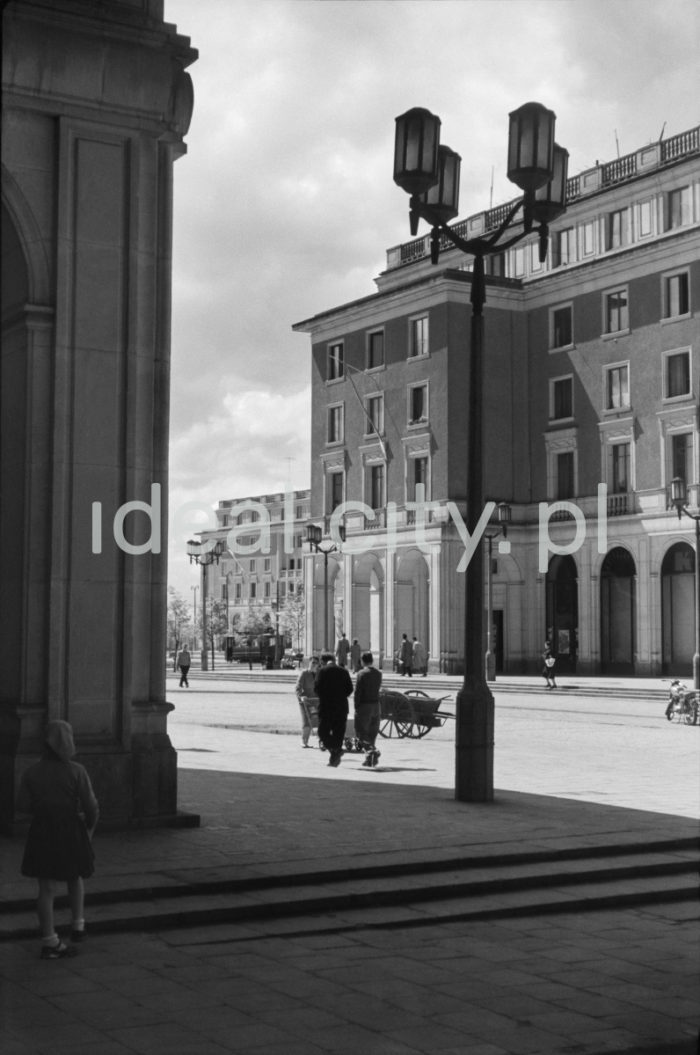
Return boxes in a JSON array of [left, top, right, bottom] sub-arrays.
[[307, 523, 345, 652], [190, 586, 198, 650], [187, 538, 225, 671], [484, 502, 512, 683], [393, 102, 568, 801], [670, 477, 700, 691]]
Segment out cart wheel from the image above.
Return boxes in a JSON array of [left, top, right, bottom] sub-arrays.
[[379, 717, 398, 738]]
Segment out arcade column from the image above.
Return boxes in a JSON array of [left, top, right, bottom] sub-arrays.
[[1, 0, 197, 829]]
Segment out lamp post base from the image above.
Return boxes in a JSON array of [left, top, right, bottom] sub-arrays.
[[455, 676, 495, 802]]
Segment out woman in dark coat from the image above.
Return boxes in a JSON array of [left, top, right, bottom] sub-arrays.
[[20, 720, 99, 959]]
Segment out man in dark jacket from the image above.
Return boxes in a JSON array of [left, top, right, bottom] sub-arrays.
[[314, 653, 353, 767], [354, 651, 382, 767]]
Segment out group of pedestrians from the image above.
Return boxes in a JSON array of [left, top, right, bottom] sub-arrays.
[[398, 632, 427, 677], [295, 642, 383, 768]]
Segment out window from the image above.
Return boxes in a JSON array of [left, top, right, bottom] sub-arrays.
[[410, 455, 429, 502], [512, 246, 525, 277], [671, 432, 692, 486], [221, 583, 228, 603], [551, 305, 573, 349], [368, 463, 385, 510], [264, 581, 271, 599], [605, 288, 629, 334], [606, 208, 629, 250], [487, 252, 506, 277], [235, 583, 241, 600], [250, 582, 257, 599], [556, 451, 575, 499], [365, 394, 384, 436], [663, 272, 689, 319], [605, 363, 630, 410], [264, 557, 271, 572], [367, 330, 384, 370], [666, 186, 692, 230], [327, 342, 344, 381], [327, 470, 343, 514], [327, 403, 343, 443], [664, 350, 691, 399], [409, 315, 429, 358], [582, 221, 596, 256], [638, 199, 653, 238], [610, 443, 630, 493], [550, 376, 573, 421], [552, 227, 575, 267], [409, 383, 428, 424]]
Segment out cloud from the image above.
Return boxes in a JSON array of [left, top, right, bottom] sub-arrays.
[[164, 0, 699, 596]]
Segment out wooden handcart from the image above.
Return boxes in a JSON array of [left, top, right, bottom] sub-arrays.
[[378, 688, 454, 739]]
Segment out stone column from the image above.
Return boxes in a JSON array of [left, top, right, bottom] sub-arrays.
[[1, 0, 197, 829]]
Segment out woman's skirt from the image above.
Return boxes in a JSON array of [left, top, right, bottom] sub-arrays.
[[21, 810, 95, 880]]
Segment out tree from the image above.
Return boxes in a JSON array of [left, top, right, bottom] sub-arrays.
[[199, 598, 229, 670], [167, 587, 192, 670], [280, 584, 305, 651]]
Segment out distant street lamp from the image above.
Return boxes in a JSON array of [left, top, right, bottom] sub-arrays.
[[187, 538, 225, 671], [670, 477, 700, 691], [190, 585, 198, 650], [307, 523, 345, 652], [484, 502, 512, 683], [393, 101, 568, 802]]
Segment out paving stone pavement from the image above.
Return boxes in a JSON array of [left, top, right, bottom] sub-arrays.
[[2, 676, 699, 1054]]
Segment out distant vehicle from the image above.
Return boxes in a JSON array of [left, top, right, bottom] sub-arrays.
[[281, 649, 304, 669]]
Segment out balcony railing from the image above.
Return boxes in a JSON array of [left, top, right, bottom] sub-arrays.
[[387, 124, 699, 272]]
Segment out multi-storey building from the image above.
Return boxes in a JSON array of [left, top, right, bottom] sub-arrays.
[[293, 126, 700, 676], [199, 489, 310, 641]]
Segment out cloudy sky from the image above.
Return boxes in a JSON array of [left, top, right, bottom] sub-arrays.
[[164, 0, 699, 597]]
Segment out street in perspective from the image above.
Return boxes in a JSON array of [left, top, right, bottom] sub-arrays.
[[3, 669, 698, 1055]]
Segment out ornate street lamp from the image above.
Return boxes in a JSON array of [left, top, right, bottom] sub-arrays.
[[393, 102, 568, 802], [187, 537, 225, 671], [484, 502, 512, 683], [307, 523, 345, 652], [670, 478, 700, 691]]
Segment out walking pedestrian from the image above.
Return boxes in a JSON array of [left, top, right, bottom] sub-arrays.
[[176, 644, 191, 687], [399, 633, 413, 677], [354, 651, 383, 767], [335, 632, 350, 668], [542, 640, 557, 689], [19, 720, 99, 959], [349, 637, 362, 673], [315, 652, 353, 767], [295, 657, 320, 747], [412, 636, 427, 677]]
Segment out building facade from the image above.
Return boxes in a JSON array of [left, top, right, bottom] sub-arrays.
[[294, 126, 700, 677], [198, 489, 310, 648]]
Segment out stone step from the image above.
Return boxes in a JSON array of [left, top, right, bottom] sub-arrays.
[[3, 846, 696, 940]]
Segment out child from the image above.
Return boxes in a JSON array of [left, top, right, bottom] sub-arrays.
[[19, 720, 99, 959]]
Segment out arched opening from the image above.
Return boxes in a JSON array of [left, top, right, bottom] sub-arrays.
[[600, 547, 636, 674], [1, 203, 30, 704], [661, 542, 695, 676], [394, 549, 429, 656], [545, 555, 578, 672], [311, 556, 341, 653], [351, 554, 384, 657]]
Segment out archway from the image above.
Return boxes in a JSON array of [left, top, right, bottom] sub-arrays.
[[394, 549, 430, 655], [600, 547, 636, 674], [351, 553, 384, 656], [545, 555, 578, 672], [311, 556, 341, 653], [661, 542, 695, 676]]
